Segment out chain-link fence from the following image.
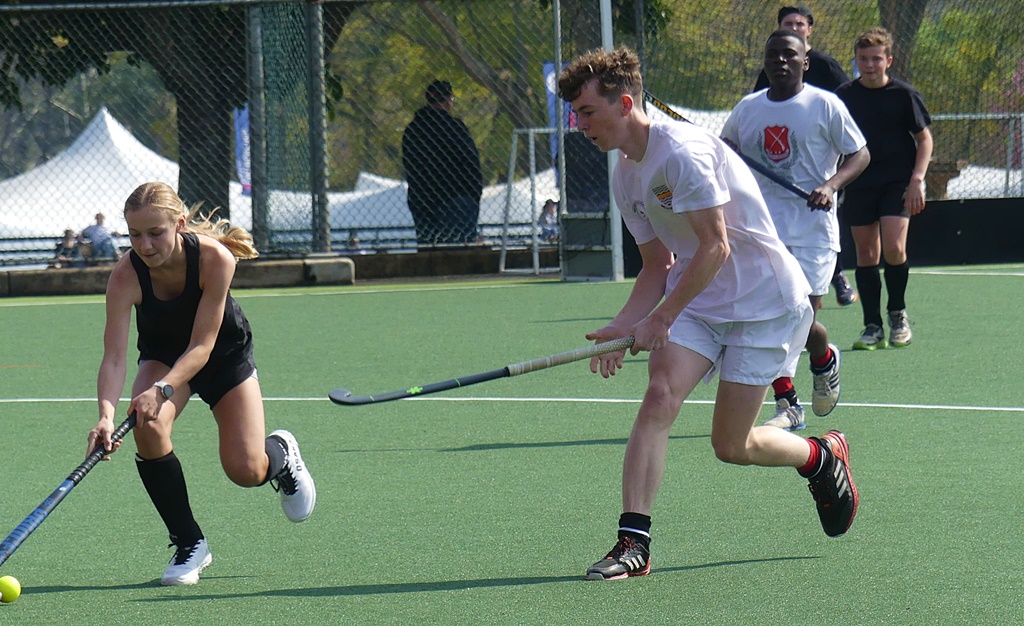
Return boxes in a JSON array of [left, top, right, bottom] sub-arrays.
[[1, 0, 1021, 268]]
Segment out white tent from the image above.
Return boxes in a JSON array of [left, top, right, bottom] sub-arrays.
[[0, 107, 556, 245], [0, 108, 179, 238], [2, 105, 1018, 247]]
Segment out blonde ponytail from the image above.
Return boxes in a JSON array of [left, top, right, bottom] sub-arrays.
[[124, 182, 259, 260]]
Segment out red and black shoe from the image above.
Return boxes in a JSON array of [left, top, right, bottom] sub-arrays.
[[585, 536, 651, 580], [807, 430, 859, 537]]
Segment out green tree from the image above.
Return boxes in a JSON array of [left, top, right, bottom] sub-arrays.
[[327, 0, 554, 188], [878, 0, 930, 80]]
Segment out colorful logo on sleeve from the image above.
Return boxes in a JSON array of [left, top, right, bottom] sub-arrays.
[[763, 125, 791, 162], [653, 184, 673, 209]]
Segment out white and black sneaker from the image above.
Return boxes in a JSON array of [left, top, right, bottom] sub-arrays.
[[585, 536, 651, 580], [810, 344, 842, 417], [161, 538, 212, 586], [269, 430, 317, 522], [763, 397, 806, 431]]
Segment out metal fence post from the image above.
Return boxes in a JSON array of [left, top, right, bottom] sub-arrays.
[[248, 2, 269, 252], [307, 0, 330, 253]]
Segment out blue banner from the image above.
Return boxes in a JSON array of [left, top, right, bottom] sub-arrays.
[[233, 106, 252, 197], [543, 61, 575, 163]]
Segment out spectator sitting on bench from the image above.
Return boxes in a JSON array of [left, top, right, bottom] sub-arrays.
[[50, 228, 84, 269], [80, 212, 122, 263]]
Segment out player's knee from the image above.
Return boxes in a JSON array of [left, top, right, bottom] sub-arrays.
[[223, 458, 265, 487], [711, 437, 752, 465], [640, 381, 683, 423]]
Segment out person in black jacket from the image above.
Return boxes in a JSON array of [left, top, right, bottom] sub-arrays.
[[752, 5, 848, 92], [401, 80, 484, 245]]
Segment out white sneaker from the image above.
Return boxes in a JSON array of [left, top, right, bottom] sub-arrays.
[[763, 398, 805, 431], [888, 310, 913, 347], [811, 344, 842, 417], [269, 430, 317, 522], [161, 538, 212, 586], [852, 324, 887, 350]]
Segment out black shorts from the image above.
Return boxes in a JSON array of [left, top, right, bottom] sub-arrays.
[[139, 350, 256, 408], [842, 181, 910, 227]]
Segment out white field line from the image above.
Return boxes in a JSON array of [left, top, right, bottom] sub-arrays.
[[2, 396, 1023, 412]]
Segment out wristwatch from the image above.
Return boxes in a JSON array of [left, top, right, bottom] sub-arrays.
[[153, 381, 174, 400]]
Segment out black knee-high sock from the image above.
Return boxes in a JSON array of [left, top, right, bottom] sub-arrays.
[[855, 264, 883, 327], [136, 452, 203, 545], [261, 436, 287, 485], [884, 261, 909, 312]]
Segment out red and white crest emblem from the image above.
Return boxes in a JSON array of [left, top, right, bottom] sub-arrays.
[[763, 125, 791, 162]]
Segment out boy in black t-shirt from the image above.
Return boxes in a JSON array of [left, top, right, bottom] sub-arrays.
[[836, 27, 932, 350]]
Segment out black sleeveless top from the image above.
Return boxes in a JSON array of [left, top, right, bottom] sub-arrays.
[[130, 232, 253, 364]]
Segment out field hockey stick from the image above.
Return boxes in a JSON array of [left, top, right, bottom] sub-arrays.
[[641, 90, 813, 202], [0, 413, 136, 568], [330, 336, 636, 406]]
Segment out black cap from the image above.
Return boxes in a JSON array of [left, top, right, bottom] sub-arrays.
[[425, 80, 453, 104]]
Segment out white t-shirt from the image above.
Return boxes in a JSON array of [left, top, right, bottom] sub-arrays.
[[615, 120, 810, 324], [721, 85, 866, 250]]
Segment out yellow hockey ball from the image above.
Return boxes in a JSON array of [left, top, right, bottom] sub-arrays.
[[0, 575, 21, 603]]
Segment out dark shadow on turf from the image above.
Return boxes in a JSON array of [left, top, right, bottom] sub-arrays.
[[25, 575, 255, 594], [440, 433, 708, 452], [128, 556, 818, 601]]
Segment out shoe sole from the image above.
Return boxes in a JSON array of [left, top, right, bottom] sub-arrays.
[[820, 430, 859, 537], [890, 338, 912, 347], [852, 340, 888, 351], [811, 344, 841, 417], [585, 561, 651, 580], [836, 294, 858, 307]]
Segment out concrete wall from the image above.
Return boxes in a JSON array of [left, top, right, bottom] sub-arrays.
[[0, 247, 558, 297]]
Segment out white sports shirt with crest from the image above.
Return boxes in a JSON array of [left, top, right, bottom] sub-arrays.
[[721, 85, 866, 251], [614, 119, 810, 325]]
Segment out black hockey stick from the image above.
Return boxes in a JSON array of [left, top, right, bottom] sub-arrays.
[[0, 413, 136, 568], [330, 336, 636, 406], [642, 90, 813, 201]]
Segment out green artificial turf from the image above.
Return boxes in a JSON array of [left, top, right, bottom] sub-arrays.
[[1, 266, 1022, 624]]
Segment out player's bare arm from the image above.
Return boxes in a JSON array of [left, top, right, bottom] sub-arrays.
[[89, 258, 140, 455], [810, 146, 870, 210], [588, 238, 672, 377], [905, 127, 933, 215], [160, 236, 234, 392], [636, 205, 729, 345]]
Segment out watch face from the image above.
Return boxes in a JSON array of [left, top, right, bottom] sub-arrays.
[[159, 383, 173, 399]]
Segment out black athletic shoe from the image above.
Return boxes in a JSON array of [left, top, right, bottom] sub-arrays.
[[585, 536, 651, 580], [807, 430, 859, 537], [832, 272, 858, 307]]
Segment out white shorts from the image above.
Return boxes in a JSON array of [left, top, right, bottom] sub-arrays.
[[787, 245, 837, 297], [668, 302, 814, 386]]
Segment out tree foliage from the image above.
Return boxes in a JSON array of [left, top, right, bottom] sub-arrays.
[[0, 1, 357, 216], [2, 0, 1022, 211]]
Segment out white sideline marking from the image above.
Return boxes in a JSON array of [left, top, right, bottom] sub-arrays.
[[2, 396, 1023, 412]]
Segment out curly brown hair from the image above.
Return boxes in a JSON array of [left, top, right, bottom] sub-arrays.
[[854, 27, 893, 57], [557, 47, 643, 104]]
